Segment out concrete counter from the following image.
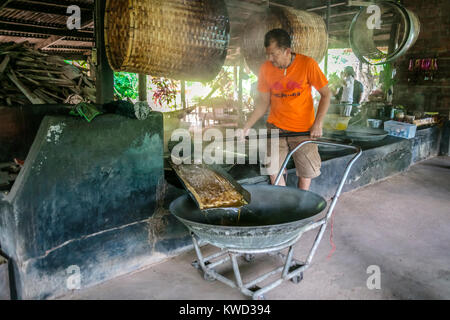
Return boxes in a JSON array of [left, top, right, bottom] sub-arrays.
[[0, 115, 441, 299], [0, 113, 166, 299]]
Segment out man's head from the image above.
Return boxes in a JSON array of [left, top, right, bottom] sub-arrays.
[[344, 66, 356, 77], [264, 29, 292, 69]]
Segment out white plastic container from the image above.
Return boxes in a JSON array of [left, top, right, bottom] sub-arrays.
[[384, 120, 417, 139]]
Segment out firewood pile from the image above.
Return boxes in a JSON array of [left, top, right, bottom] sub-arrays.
[[0, 42, 96, 107]]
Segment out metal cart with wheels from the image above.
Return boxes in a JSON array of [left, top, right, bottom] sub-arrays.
[[170, 140, 361, 300]]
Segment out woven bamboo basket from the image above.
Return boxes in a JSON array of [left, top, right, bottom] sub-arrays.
[[104, 0, 230, 81], [242, 7, 328, 75]]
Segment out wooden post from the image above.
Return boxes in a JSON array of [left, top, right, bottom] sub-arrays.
[[234, 65, 238, 100], [95, 0, 114, 104], [138, 74, 147, 102], [324, 0, 331, 76], [180, 80, 186, 109], [238, 58, 244, 127]]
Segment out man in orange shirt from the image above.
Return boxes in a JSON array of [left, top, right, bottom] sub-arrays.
[[242, 29, 331, 190]]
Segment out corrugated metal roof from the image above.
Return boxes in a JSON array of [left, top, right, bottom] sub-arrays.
[[0, 0, 94, 58]]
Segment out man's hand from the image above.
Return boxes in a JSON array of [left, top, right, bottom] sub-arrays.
[[309, 122, 323, 139], [311, 85, 331, 139], [236, 128, 250, 141], [240, 91, 270, 140]]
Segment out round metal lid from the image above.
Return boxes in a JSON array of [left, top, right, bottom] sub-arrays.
[[349, 1, 420, 65]]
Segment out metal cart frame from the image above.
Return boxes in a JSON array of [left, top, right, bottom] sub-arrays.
[[189, 140, 361, 300]]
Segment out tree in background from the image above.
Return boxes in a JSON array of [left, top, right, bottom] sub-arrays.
[[150, 77, 179, 109], [113, 72, 138, 101]]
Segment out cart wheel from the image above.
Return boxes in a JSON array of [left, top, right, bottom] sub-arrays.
[[291, 272, 303, 284], [243, 254, 255, 262], [192, 260, 210, 269], [203, 272, 216, 282], [191, 261, 200, 269]]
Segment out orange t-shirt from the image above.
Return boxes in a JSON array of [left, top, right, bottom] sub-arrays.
[[257, 54, 328, 132]]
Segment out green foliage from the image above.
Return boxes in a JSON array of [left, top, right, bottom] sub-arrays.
[[380, 63, 396, 94], [65, 60, 88, 69], [204, 68, 234, 100], [114, 72, 138, 100], [327, 72, 341, 86]]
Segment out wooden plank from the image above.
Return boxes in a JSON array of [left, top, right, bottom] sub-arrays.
[[17, 0, 94, 10], [7, 71, 45, 104], [34, 18, 94, 51], [0, 0, 13, 11], [0, 55, 9, 74], [40, 88, 65, 101], [33, 88, 57, 104], [34, 35, 61, 51], [4, 1, 93, 20], [16, 71, 40, 86], [0, 23, 94, 39], [16, 69, 64, 75]]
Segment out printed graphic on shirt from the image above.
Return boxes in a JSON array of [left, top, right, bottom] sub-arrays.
[[272, 80, 304, 98]]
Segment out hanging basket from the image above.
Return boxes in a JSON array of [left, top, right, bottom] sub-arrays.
[[104, 0, 230, 82], [242, 7, 328, 75]]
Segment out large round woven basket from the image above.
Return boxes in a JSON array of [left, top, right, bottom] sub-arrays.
[[242, 7, 328, 75], [104, 0, 230, 81]]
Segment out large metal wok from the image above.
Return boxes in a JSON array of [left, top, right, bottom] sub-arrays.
[[345, 126, 389, 142], [170, 139, 362, 299], [170, 184, 327, 250]]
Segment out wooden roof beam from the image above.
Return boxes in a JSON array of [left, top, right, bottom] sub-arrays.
[[0, 16, 93, 31], [17, 0, 94, 11], [0, 22, 93, 38], [0, 0, 13, 11], [3, 1, 93, 21], [34, 35, 61, 50], [33, 18, 94, 51]]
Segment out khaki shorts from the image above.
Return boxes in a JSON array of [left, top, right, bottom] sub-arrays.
[[265, 123, 321, 179]]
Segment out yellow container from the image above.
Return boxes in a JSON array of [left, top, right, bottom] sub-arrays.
[[323, 114, 352, 131]]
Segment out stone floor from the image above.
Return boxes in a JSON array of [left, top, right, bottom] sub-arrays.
[[59, 156, 450, 300]]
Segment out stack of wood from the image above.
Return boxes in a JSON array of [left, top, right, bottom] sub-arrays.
[[0, 42, 96, 107]]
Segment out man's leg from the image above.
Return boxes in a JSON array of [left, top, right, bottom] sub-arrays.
[[266, 128, 288, 186], [269, 168, 287, 186], [270, 173, 285, 186], [287, 137, 321, 191], [298, 177, 311, 190]]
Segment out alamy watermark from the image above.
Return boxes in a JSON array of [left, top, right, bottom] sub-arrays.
[[366, 5, 382, 30], [366, 265, 381, 290], [66, 265, 81, 290], [67, 5, 81, 30]]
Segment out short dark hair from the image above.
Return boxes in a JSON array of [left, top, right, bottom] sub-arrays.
[[264, 29, 291, 49]]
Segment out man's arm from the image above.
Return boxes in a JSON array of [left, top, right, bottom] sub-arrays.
[[310, 85, 331, 139], [242, 91, 271, 135]]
